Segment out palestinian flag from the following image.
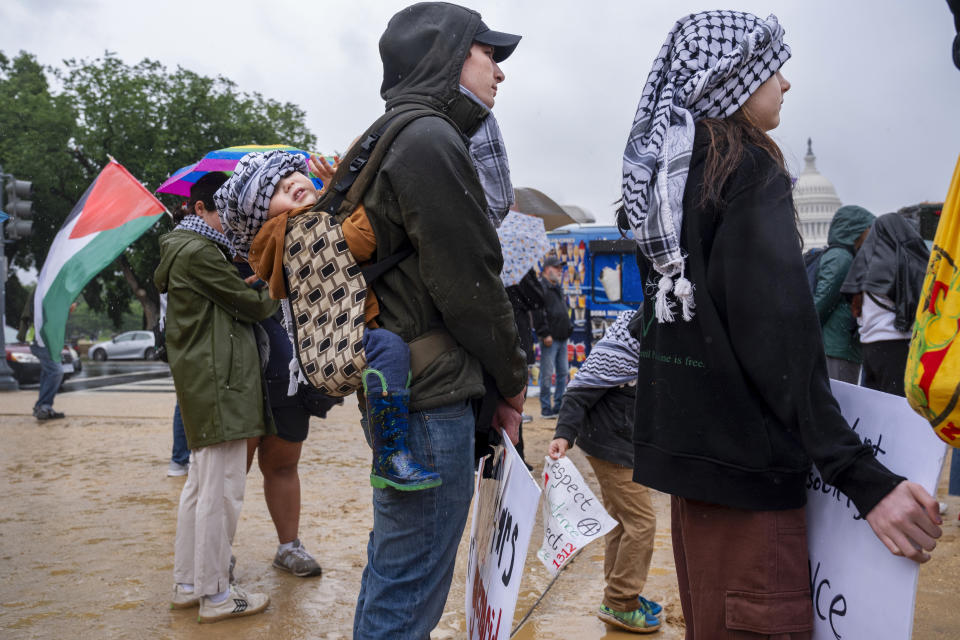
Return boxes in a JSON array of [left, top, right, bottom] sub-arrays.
[[34, 160, 165, 358]]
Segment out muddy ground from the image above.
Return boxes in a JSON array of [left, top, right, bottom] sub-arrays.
[[1, 385, 958, 639]]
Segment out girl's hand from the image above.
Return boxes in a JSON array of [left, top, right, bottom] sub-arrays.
[[865, 480, 942, 563]]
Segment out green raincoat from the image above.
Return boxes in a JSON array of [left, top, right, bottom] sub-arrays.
[[813, 205, 876, 363], [154, 229, 278, 449]]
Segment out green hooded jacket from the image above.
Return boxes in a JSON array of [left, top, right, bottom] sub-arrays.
[[813, 205, 876, 363], [363, 3, 527, 410], [154, 229, 279, 449]]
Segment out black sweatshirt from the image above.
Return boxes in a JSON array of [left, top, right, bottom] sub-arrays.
[[535, 278, 573, 341], [554, 383, 635, 468], [632, 126, 903, 514]]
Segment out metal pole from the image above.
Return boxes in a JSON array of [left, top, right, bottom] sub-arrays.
[[0, 166, 21, 390]]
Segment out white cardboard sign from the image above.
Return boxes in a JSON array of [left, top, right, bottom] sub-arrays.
[[806, 381, 947, 640], [465, 437, 541, 640], [536, 455, 618, 575]]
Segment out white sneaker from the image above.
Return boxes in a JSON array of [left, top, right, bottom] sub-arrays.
[[170, 584, 199, 609], [198, 584, 269, 623], [167, 461, 188, 477]]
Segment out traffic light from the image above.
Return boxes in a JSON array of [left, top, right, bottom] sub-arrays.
[[3, 177, 33, 240]]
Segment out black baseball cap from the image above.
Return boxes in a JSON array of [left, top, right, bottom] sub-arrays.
[[474, 20, 521, 62]]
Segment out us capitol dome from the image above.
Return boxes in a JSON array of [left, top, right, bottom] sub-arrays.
[[793, 139, 841, 249]]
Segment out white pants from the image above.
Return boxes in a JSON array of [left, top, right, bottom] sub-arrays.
[[173, 439, 247, 596]]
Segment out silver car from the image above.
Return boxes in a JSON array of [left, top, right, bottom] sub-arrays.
[[89, 330, 156, 361]]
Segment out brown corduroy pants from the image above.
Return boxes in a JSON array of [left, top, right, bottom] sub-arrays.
[[671, 496, 814, 639]]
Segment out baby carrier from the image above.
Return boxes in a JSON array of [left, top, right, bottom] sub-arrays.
[[282, 106, 435, 396]]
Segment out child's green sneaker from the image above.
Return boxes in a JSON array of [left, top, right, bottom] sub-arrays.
[[597, 604, 661, 633]]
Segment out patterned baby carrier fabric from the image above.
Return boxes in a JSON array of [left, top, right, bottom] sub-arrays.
[[285, 213, 368, 395], [282, 106, 436, 396]]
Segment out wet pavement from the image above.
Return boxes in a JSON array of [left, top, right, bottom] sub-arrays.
[[14, 361, 172, 393], [62, 361, 171, 392], [0, 386, 958, 639]]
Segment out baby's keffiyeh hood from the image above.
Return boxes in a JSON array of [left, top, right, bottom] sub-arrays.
[[214, 150, 308, 259], [621, 10, 791, 323]]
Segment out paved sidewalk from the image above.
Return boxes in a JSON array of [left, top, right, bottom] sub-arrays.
[[0, 389, 957, 639]]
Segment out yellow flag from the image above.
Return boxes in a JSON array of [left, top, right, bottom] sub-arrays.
[[905, 156, 960, 447]]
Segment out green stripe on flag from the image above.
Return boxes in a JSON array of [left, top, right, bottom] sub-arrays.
[[38, 215, 162, 359]]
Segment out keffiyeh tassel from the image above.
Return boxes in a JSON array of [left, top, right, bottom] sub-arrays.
[[673, 274, 696, 321], [654, 272, 695, 323]]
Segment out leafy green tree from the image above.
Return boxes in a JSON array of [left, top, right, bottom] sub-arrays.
[[0, 51, 316, 330], [0, 52, 85, 265]]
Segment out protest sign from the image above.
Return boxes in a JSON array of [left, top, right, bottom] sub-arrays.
[[465, 437, 541, 640], [806, 381, 947, 640], [536, 456, 618, 576]]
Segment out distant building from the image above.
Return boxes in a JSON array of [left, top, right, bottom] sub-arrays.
[[793, 139, 842, 249]]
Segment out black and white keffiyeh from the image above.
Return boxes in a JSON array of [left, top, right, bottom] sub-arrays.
[[214, 150, 308, 259], [175, 214, 233, 254], [567, 311, 640, 390], [621, 11, 791, 322], [460, 85, 514, 228]]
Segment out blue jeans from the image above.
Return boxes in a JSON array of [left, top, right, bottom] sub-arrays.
[[30, 343, 63, 411], [539, 339, 568, 414], [949, 447, 960, 497], [171, 404, 190, 465], [353, 400, 476, 639]]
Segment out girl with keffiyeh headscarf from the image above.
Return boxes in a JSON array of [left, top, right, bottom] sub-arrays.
[[620, 10, 941, 637]]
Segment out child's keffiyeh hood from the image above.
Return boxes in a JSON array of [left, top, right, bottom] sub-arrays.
[[621, 10, 791, 323], [214, 150, 308, 259], [567, 311, 641, 390]]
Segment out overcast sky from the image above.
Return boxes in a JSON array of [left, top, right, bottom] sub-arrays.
[[2, 0, 957, 223]]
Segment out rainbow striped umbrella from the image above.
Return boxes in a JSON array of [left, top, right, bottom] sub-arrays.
[[156, 144, 334, 197]]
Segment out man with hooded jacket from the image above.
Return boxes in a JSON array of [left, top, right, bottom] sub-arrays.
[[813, 205, 875, 383], [353, 4, 527, 637]]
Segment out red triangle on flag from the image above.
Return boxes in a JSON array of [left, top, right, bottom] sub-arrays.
[[69, 162, 165, 239]]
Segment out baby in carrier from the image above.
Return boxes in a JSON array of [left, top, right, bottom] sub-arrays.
[[214, 150, 440, 491]]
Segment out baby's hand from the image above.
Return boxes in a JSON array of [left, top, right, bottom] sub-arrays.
[[308, 154, 339, 192]]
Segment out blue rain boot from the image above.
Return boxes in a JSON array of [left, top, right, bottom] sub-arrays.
[[363, 369, 442, 491]]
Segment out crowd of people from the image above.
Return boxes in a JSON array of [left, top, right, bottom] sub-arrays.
[[139, 2, 952, 637]]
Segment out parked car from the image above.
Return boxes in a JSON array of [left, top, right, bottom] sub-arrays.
[[89, 330, 156, 361], [4, 325, 81, 385]]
